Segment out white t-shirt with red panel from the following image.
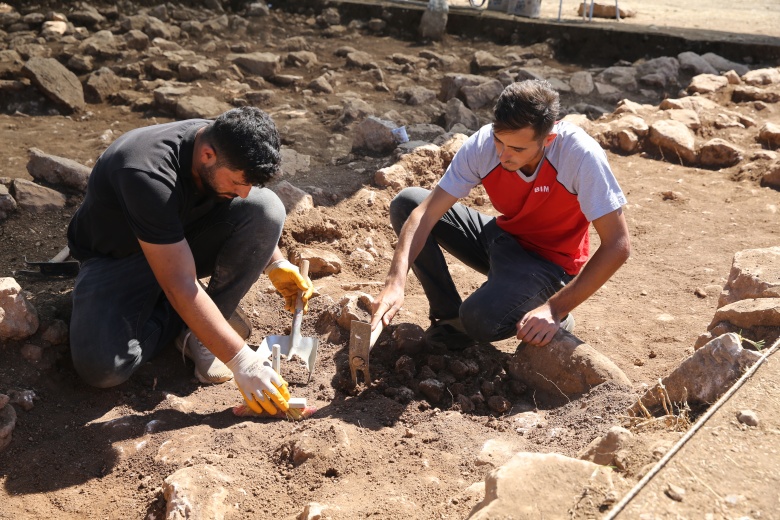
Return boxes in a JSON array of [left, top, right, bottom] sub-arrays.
[[437, 121, 626, 275]]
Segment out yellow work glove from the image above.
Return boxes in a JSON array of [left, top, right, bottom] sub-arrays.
[[225, 344, 291, 415], [265, 259, 314, 313]]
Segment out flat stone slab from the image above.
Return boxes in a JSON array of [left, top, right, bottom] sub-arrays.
[[22, 57, 85, 113]]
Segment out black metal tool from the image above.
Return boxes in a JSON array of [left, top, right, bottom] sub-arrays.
[[18, 246, 80, 276]]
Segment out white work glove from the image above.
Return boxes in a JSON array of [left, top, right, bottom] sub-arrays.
[[225, 344, 290, 415]]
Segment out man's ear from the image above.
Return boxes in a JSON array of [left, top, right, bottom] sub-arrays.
[[543, 133, 557, 147], [199, 142, 217, 166]]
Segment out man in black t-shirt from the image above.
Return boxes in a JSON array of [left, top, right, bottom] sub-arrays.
[[68, 107, 310, 416]]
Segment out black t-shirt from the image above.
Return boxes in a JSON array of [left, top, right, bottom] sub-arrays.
[[67, 119, 217, 260]]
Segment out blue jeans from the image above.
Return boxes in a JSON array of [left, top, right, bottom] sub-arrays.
[[390, 187, 573, 343], [69, 187, 285, 388]]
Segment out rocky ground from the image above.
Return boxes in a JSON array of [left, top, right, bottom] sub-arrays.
[[1, 1, 780, 519]]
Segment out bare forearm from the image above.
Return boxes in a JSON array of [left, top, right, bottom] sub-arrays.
[[264, 246, 285, 270], [163, 279, 245, 363], [547, 241, 630, 319]]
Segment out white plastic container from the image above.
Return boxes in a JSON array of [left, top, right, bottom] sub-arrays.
[[507, 0, 542, 18]]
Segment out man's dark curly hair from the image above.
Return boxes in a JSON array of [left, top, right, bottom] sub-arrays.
[[493, 80, 560, 140], [201, 107, 281, 186]]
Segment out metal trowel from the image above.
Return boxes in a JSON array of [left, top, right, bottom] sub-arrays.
[[258, 260, 319, 383]]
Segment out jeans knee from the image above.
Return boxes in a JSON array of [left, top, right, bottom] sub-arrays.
[[389, 187, 429, 235], [70, 336, 137, 388], [247, 187, 285, 234], [72, 354, 133, 388], [459, 301, 501, 343]]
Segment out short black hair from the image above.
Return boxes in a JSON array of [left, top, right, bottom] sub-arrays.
[[493, 80, 560, 139], [201, 107, 281, 186]]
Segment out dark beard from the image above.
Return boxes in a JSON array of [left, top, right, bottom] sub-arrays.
[[197, 163, 235, 201]]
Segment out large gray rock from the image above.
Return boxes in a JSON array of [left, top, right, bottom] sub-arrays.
[[307, 75, 333, 94], [345, 51, 377, 70], [12, 179, 67, 213], [335, 97, 374, 129], [677, 51, 718, 75], [279, 147, 311, 177], [698, 138, 743, 168], [163, 465, 232, 520], [352, 116, 399, 155], [758, 123, 780, 149], [270, 180, 313, 215], [145, 16, 179, 40], [471, 51, 507, 73], [460, 79, 504, 110], [710, 298, 780, 330], [175, 96, 232, 120], [701, 53, 749, 76], [229, 52, 280, 78], [468, 453, 618, 519], [22, 57, 85, 113], [507, 330, 631, 398], [0, 184, 16, 219], [124, 29, 150, 51], [718, 247, 780, 307], [636, 56, 680, 87], [688, 73, 729, 94], [444, 98, 479, 131], [629, 333, 760, 416], [79, 30, 121, 58], [396, 86, 437, 106], [439, 73, 492, 102], [578, 426, 633, 467], [69, 6, 106, 27], [153, 85, 192, 114], [0, 277, 39, 341], [648, 119, 697, 164], [570, 71, 595, 95], [0, 50, 24, 77], [742, 67, 780, 86], [596, 66, 638, 90], [290, 247, 342, 276], [761, 160, 780, 190], [27, 148, 91, 192], [84, 67, 122, 104], [733, 85, 780, 104]]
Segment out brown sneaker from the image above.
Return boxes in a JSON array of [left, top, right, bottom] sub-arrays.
[[424, 317, 477, 351], [175, 329, 233, 384], [228, 306, 252, 341]]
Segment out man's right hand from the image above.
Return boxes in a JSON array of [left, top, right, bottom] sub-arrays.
[[370, 281, 405, 331], [226, 345, 290, 414]]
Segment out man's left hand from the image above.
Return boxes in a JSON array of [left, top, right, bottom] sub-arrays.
[[266, 260, 314, 313], [516, 303, 561, 347]]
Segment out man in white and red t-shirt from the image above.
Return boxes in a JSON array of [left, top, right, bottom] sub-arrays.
[[370, 80, 630, 350]]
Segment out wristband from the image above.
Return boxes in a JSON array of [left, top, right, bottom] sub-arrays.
[[264, 259, 293, 276]]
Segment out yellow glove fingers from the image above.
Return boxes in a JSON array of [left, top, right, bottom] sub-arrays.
[[254, 391, 279, 415], [237, 386, 265, 415], [276, 381, 291, 402], [263, 388, 288, 413], [298, 276, 314, 300]]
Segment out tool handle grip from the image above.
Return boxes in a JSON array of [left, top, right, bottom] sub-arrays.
[[290, 260, 309, 341], [51, 246, 71, 263]]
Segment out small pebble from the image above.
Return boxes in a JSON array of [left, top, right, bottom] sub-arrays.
[[665, 483, 685, 502], [737, 409, 759, 427]]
